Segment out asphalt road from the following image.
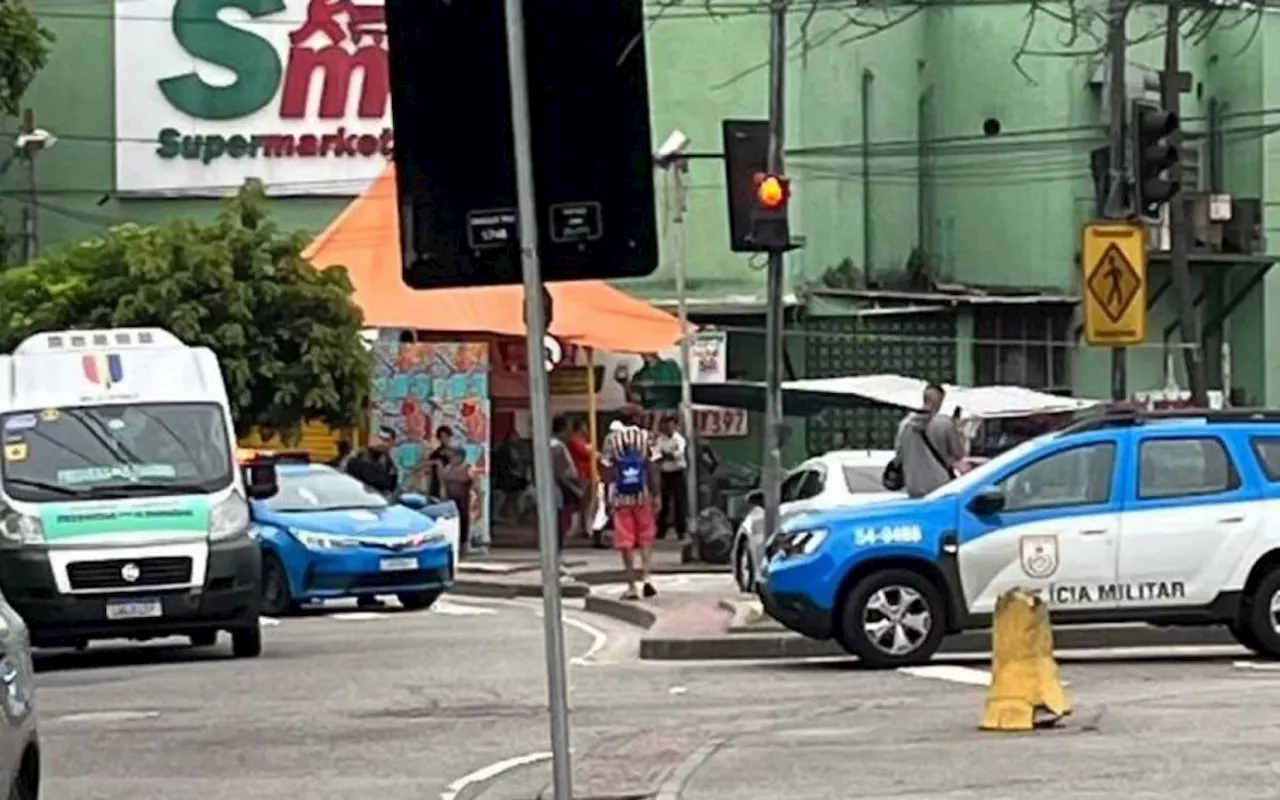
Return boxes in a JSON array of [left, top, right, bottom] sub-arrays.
[[33, 588, 1280, 800]]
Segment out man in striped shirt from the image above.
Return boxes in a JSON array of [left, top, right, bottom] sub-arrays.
[[600, 409, 661, 600]]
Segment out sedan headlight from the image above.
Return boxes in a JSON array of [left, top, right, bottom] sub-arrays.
[[408, 528, 447, 546], [209, 493, 251, 541], [0, 512, 43, 546], [774, 528, 828, 559], [291, 529, 353, 550]]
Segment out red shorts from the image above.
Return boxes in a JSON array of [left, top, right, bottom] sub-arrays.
[[612, 503, 656, 550]]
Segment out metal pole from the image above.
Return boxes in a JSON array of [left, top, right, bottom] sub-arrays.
[[761, 0, 787, 545], [1104, 0, 1128, 401], [673, 161, 699, 545], [20, 108, 37, 264], [1161, 0, 1207, 407], [502, 0, 573, 795]]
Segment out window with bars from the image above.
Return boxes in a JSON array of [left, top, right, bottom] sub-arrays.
[[972, 306, 1072, 393]]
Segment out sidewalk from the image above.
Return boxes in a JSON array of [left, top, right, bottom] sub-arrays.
[[580, 578, 1242, 661], [453, 539, 729, 599]]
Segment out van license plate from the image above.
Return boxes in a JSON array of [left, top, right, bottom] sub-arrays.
[[106, 598, 162, 620], [380, 557, 418, 572]]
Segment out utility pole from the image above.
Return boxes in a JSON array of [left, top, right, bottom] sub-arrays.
[[670, 158, 700, 546], [1162, 0, 1207, 406], [1103, 0, 1129, 401], [20, 109, 38, 264], [761, 0, 788, 546]]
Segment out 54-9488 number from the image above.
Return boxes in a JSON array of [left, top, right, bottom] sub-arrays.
[[854, 524, 922, 547]]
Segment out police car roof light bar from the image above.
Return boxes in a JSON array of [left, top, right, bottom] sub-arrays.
[[273, 450, 312, 464]]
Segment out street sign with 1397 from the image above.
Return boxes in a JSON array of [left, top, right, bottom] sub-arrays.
[[854, 524, 923, 547]]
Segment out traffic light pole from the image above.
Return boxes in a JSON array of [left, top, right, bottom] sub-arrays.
[[1161, 0, 1207, 406], [503, 0, 573, 795], [761, 0, 788, 547], [1104, 0, 1129, 401]]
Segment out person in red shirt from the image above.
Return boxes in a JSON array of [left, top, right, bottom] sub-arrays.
[[566, 418, 596, 538]]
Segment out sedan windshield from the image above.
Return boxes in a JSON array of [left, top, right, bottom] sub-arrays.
[[1, 403, 233, 503], [264, 466, 390, 513]]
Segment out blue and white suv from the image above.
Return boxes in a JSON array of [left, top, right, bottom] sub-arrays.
[[759, 408, 1280, 668]]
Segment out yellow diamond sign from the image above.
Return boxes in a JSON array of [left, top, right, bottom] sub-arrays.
[[1082, 222, 1147, 346]]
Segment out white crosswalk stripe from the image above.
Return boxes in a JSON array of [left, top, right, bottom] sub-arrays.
[[277, 598, 497, 623]]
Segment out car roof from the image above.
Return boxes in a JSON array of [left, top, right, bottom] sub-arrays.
[[819, 449, 896, 467], [277, 462, 331, 477]]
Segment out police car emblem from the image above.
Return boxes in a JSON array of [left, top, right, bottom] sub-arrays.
[[1019, 535, 1059, 579], [120, 562, 141, 583]]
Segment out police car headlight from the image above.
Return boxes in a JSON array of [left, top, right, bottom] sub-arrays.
[[0, 512, 42, 546], [408, 528, 447, 546], [777, 528, 828, 558], [209, 494, 251, 541]]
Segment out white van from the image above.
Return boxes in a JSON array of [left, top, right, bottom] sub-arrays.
[[0, 328, 277, 656]]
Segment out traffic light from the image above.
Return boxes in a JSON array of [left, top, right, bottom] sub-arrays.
[[1132, 103, 1180, 217], [386, 0, 659, 289], [722, 119, 770, 252], [748, 172, 792, 251]]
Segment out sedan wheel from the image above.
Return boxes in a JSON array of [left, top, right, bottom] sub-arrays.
[[734, 541, 754, 593]]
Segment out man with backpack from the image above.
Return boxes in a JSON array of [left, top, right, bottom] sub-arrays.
[[890, 383, 966, 498], [600, 409, 661, 600]]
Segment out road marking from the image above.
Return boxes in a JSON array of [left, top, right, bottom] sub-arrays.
[[432, 599, 497, 616], [330, 612, 392, 621], [440, 751, 551, 800], [260, 617, 281, 627], [56, 710, 161, 723], [897, 665, 992, 686], [533, 607, 610, 665], [1233, 660, 1280, 671]]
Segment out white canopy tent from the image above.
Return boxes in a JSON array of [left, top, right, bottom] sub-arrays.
[[784, 375, 1104, 419]]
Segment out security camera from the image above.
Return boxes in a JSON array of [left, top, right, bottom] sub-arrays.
[[15, 129, 56, 152], [655, 130, 690, 166]]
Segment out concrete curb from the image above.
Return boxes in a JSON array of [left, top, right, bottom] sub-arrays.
[[572, 563, 730, 586], [638, 622, 1240, 661], [451, 579, 590, 600], [584, 594, 658, 629]]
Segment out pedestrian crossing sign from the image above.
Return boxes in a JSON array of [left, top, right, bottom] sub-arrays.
[[1082, 221, 1148, 346]]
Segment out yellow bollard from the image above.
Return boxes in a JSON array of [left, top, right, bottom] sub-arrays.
[[980, 588, 1071, 732]]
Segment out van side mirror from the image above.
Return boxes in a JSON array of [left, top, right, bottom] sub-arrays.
[[968, 486, 1005, 516], [243, 459, 279, 501], [745, 489, 764, 507]]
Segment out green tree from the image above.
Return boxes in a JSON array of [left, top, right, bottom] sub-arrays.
[[0, 0, 53, 117], [0, 180, 373, 439]]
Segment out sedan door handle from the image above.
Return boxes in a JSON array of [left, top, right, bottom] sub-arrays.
[[1079, 528, 1109, 536], [1218, 516, 1245, 524]]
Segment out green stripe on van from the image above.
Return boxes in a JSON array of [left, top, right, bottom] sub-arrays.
[[38, 498, 210, 541]]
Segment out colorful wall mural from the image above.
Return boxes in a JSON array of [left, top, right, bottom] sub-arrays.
[[370, 338, 492, 551]]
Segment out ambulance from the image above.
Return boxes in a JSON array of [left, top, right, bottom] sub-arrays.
[[0, 328, 277, 656]]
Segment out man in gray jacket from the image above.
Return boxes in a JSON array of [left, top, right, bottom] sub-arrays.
[[895, 383, 966, 498]]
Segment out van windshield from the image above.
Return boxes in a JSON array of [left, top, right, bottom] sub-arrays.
[[0, 403, 233, 503]]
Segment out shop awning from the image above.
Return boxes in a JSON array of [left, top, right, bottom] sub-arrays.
[[304, 166, 686, 353]]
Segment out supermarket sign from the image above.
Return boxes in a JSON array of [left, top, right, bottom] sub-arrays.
[[114, 0, 394, 196]]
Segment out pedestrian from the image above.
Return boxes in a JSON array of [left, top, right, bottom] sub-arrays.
[[344, 426, 399, 496], [654, 414, 689, 540], [429, 425, 474, 557], [549, 416, 585, 562], [893, 383, 966, 498], [565, 417, 596, 538], [343, 426, 399, 608], [600, 407, 660, 600], [329, 439, 352, 469]]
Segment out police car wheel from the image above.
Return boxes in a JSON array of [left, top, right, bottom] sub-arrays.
[[839, 568, 945, 668], [261, 553, 297, 617], [1245, 568, 1280, 659], [1230, 622, 1264, 655]]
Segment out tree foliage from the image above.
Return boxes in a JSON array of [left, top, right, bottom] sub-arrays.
[[0, 0, 53, 117], [0, 180, 373, 439]]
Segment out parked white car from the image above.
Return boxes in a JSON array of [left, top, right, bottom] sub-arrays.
[[732, 450, 905, 592]]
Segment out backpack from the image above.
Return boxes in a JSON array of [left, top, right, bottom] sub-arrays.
[[613, 445, 649, 498]]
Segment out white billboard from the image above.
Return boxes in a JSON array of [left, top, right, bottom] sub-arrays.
[[114, 0, 394, 196]]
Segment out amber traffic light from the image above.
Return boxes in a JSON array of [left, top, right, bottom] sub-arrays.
[[756, 174, 788, 208]]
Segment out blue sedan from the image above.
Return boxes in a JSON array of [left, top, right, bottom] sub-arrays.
[[250, 462, 456, 615]]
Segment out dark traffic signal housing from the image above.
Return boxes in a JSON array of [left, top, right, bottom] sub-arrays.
[[1132, 102, 1180, 218], [748, 172, 793, 251]]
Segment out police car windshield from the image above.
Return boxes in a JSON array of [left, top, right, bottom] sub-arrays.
[[924, 432, 1059, 499], [0, 403, 233, 503], [265, 466, 390, 513]]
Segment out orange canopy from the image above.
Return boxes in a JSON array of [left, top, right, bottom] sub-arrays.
[[303, 166, 685, 353]]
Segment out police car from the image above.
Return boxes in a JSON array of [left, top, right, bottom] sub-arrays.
[[759, 408, 1280, 668]]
